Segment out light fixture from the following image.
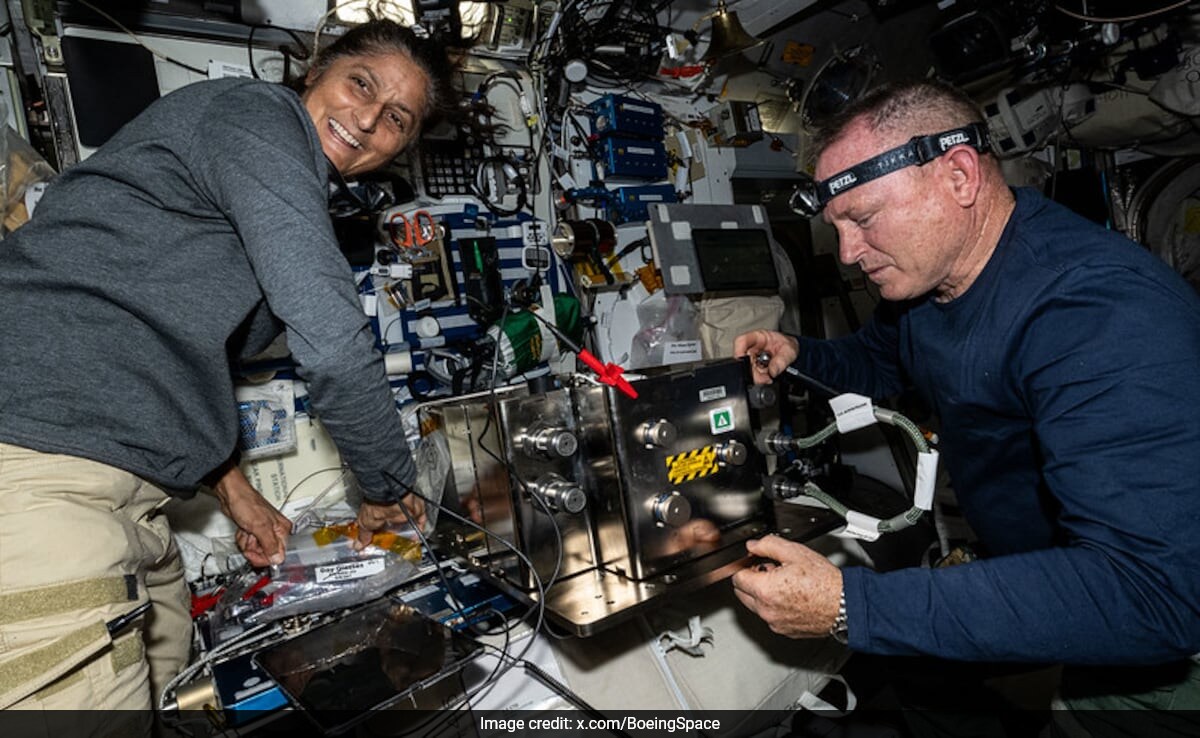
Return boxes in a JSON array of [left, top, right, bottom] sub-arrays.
[[797, 45, 879, 131], [457, 1, 490, 37], [333, 1, 487, 40], [699, 0, 762, 64], [334, 0, 416, 26]]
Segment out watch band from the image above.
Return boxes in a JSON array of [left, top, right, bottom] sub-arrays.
[[829, 590, 849, 645]]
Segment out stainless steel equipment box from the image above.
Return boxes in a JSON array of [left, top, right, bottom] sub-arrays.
[[422, 359, 775, 634], [579, 358, 772, 581]]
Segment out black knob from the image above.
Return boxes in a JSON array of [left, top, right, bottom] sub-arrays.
[[747, 384, 777, 409]]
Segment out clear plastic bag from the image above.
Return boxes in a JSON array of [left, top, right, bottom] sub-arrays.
[[210, 522, 422, 632], [0, 104, 56, 238], [235, 380, 297, 460], [411, 428, 451, 532], [628, 292, 701, 370]]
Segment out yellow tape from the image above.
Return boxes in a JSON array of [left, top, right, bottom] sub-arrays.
[[665, 446, 719, 485]]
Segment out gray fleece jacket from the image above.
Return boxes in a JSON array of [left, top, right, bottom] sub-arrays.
[[0, 78, 415, 501]]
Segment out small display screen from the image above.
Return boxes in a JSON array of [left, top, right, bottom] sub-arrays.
[[691, 228, 779, 292], [254, 598, 480, 734]]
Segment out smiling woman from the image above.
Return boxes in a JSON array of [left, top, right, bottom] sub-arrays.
[[299, 20, 459, 177], [303, 52, 429, 176], [0, 17, 461, 715]]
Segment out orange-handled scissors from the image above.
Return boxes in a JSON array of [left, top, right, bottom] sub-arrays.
[[388, 210, 438, 250]]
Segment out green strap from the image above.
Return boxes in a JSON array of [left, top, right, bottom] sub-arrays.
[[0, 620, 109, 706], [0, 575, 136, 625], [27, 632, 145, 701]]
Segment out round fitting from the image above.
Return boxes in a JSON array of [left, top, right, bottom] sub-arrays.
[[652, 491, 692, 527]]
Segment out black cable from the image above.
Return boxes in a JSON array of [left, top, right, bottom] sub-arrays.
[[379, 602, 524, 738], [392, 496, 471, 621], [556, 0, 666, 86], [478, 75, 528, 144], [472, 306, 567, 597], [333, 606, 509, 738], [408, 307, 556, 638], [473, 643, 633, 738], [476, 72, 539, 188], [473, 155, 530, 217], [439, 609, 514, 726], [381, 501, 512, 738], [384, 469, 545, 636], [396, 483, 553, 709], [539, 616, 581, 642], [232, 322, 563, 730], [607, 236, 649, 266], [780, 365, 843, 400], [472, 604, 519, 641], [519, 658, 615, 727], [476, 420, 566, 594], [246, 23, 310, 81], [481, 307, 568, 617], [480, 72, 524, 99], [565, 108, 598, 155]]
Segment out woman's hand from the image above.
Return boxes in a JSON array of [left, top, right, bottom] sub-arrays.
[[354, 493, 427, 550], [210, 463, 294, 567]]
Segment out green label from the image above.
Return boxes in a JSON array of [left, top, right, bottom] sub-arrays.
[[709, 407, 734, 434]]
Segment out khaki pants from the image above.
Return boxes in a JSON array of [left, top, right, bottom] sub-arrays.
[[0, 442, 192, 719]]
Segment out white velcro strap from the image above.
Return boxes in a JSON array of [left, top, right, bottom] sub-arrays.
[[914, 450, 939, 510], [829, 393, 876, 434], [837, 511, 882, 542]]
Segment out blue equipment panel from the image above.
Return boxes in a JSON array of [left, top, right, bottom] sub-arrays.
[[589, 93, 665, 140], [612, 184, 677, 224], [599, 137, 668, 180]]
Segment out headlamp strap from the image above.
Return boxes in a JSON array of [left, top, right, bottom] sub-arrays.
[[815, 122, 990, 206]]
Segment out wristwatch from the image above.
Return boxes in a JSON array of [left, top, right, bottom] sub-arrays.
[[829, 591, 849, 645]]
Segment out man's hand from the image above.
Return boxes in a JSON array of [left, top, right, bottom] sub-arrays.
[[733, 330, 799, 385], [731, 534, 844, 639], [355, 492, 427, 550], [211, 464, 293, 567]]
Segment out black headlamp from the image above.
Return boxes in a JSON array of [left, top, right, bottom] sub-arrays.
[[789, 122, 991, 218]]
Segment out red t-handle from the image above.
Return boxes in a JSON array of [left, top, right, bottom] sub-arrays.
[[577, 348, 638, 399]]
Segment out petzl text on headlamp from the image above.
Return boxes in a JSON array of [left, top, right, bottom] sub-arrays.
[[789, 122, 991, 218]]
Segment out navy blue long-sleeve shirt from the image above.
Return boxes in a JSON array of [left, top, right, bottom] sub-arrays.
[[799, 188, 1200, 665]]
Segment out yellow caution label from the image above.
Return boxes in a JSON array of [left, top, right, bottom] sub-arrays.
[[666, 445, 719, 485], [782, 41, 815, 67]]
